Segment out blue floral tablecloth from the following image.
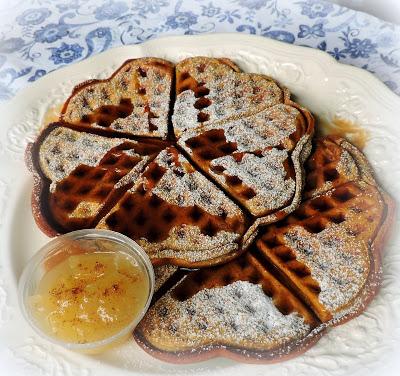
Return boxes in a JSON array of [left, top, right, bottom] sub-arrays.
[[0, 0, 399, 102]]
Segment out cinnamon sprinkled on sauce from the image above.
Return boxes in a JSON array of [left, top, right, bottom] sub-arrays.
[[29, 247, 149, 344]]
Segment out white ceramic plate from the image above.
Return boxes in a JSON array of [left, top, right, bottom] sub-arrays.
[[0, 34, 399, 376]]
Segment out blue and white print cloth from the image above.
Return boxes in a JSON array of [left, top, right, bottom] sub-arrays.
[[0, 0, 399, 102]]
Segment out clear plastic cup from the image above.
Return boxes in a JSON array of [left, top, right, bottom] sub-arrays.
[[18, 229, 154, 353]]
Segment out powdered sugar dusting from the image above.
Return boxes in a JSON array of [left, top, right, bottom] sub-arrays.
[[336, 149, 360, 180], [152, 149, 243, 218], [239, 134, 312, 248], [141, 281, 310, 350], [125, 148, 244, 262], [173, 60, 283, 135], [173, 91, 198, 135], [39, 127, 124, 183], [179, 103, 300, 153], [64, 59, 172, 137], [211, 150, 295, 216], [222, 104, 299, 151], [284, 224, 369, 314], [68, 201, 102, 219], [108, 68, 170, 137]]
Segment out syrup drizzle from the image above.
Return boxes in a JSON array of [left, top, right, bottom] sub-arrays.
[[318, 117, 369, 150]]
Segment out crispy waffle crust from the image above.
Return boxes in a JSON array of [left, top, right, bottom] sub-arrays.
[[134, 135, 395, 363]]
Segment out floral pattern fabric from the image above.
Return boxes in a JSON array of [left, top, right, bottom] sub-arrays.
[[0, 0, 399, 101]]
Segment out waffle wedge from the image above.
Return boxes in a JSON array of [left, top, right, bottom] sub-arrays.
[[97, 146, 247, 267], [26, 123, 166, 234], [135, 250, 320, 363], [61, 58, 174, 138], [173, 56, 288, 137], [134, 136, 394, 362], [256, 136, 394, 322], [257, 181, 387, 322]]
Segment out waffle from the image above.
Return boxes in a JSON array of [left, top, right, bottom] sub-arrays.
[[174, 57, 314, 246], [61, 58, 174, 138], [135, 249, 321, 363], [26, 123, 166, 234], [178, 104, 313, 221], [256, 136, 393, 322], [134, 136, 394, 363], [97, 146, 247, 267], [173, 56, 288, 137], [28, 56, 314, 268], [26, 56, 394, 363], [257, 181, 385, 322]]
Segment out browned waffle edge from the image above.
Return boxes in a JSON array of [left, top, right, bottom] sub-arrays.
[[328, 189, 396, 327], [242, 99, 315, 248], [150, 244, 249, 269], [133, 323, 324, 364], [26, 123, 64, 237]]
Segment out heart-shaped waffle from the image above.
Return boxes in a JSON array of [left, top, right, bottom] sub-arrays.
[[134, 136, 394, 363], [135, 251, 320, 363], [173, 56, 287, 136], [61, 58, 174, 138], [257, 180, 385, 322], [257, 136, 393, 322]]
